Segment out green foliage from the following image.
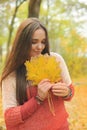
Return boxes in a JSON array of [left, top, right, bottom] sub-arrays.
[[16, 1, 28, 19], [39, 0, 87, 78], [58, 29, 87, 77], [0, 0, 87, 78], [0, 56, 6, 75]]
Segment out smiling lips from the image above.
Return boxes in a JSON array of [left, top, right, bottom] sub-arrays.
[[35, 51, 42, 55]]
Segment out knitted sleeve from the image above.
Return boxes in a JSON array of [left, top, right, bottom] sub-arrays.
[[63, 84, 74, 101], [2, 72, 39, 127], [4, 98, 39, 127], [50, 52, 74, 100]]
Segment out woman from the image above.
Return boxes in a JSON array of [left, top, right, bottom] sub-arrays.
[[1, 18, 74, 130]]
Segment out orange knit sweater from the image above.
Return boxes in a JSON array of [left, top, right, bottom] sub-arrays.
[[4, 84, 74, 130]]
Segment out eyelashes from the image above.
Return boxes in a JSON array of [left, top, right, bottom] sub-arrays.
[[32, 40, 46, 45]]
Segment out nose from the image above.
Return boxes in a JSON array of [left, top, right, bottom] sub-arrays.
[[37, 43, 43, 50]]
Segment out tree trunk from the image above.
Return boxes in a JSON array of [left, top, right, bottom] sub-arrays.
[[0, 46, 2, 63], [6, 0, 26, 57], [28, 0, 42, 18]]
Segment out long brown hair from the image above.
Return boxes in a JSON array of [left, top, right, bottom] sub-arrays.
[[1, 18, 50, 104]]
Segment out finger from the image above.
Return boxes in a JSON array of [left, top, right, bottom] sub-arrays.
[[52, 86, 67, 91], [53, 92, 64, 96], [45, 84, 52, 91], [41, 83, 52, 91], [52, 88, 69, 97], [54, 82, 65, 86], [52, 89, 66, 93], [39, 79, 50, 85], [38, 82, 52, 93], [38, 81, 51, 88]]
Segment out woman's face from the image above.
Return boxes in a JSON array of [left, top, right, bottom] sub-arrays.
[[30, 28, 46, 57]]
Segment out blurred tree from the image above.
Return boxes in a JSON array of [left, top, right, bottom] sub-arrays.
[[6, 0, 26, 56], [0, 46, 2, 63], [6, 0, 42, 56], [28, 0, 42, 18], [58, 28, 87, 77], [40, 0, 87, 77], [0, 0, 87, 77]]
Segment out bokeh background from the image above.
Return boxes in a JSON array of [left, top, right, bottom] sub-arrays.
[[0, 0, 87, 130]]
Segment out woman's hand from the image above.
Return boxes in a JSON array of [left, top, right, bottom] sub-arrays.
[[51, 82, 70, 97], [37, 79, 52, 101]]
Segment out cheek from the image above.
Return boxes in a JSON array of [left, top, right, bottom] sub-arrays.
[[43, 44, 45, 50], [31, 45, 36, 50], [32, 44, 45, 50]]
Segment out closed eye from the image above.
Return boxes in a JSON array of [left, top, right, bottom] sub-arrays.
[[32, 39, 46, 44], [42, 39, 46, 44], [32, 41, 37, 44], [32, 40, 38, 44]]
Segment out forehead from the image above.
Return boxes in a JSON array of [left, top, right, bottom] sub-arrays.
[[32, 28, 46, 38]]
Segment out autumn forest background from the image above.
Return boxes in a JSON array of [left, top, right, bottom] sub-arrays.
[[0, 0, 87, 130]]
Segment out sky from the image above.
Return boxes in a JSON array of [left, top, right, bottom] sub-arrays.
[[79, 0, 87, 4]]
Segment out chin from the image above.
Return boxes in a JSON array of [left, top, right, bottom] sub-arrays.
[[31, 52, 41, 57], [35, 53, 41, 56]]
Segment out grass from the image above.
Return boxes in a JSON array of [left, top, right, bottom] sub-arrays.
[[65, 85, 87, 130], [0, 77, 87, 130]]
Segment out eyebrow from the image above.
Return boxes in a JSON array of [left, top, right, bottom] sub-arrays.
[[32, 38, 46, 41]]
